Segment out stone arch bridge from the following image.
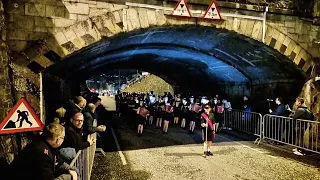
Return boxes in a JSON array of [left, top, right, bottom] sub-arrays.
[[0, 0, 319, 160]]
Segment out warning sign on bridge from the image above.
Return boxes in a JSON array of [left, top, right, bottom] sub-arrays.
[[202, 0, 221, 20], [171, 0, 192, 18], [0, 98, 44, 134]]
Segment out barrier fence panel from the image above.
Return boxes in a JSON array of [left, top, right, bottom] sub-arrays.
[[223, 109, 262, 138], [88, 133, 97, 176], [263, 115, 320, 154], [70, 133, 97, 180]]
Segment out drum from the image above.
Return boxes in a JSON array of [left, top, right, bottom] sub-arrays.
[[165, 105, 174, 113], [191, 104, 201, 113], [138, 107, 149, 117]]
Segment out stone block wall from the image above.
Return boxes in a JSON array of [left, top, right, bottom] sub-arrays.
[[0, 0, 317, 122], [42, 72, 72, 124], [0, 0, 16, 163], [1, 1, 317, 111], [266, 14, 319, 71]]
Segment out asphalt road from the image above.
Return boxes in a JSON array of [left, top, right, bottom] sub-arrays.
[[91, 97, 320, 180], [92, 119, 320, 180]]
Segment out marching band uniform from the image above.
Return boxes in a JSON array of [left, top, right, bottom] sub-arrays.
[[147, 104, 156, 126], [163, 103, 173, 134], [180, 98, 189, 129], [200, 107, 215, 156], [155, 103, 164, 129], [173, 96, 182, 124]]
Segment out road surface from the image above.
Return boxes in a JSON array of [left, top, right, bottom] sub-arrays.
[[92, 123, 320, 180], [91, 97, 320, 180]]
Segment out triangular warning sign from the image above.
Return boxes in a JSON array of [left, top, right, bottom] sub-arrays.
[[202, 0, 221, 20], [171, 0, 192, 17], [0, 98, 44, 134]]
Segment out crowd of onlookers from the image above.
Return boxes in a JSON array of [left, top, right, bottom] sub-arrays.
[[6, 92, 108, 180]]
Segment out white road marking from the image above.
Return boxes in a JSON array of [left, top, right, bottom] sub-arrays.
[[111, 127, 128, 165], [217, 134, 270, 154]]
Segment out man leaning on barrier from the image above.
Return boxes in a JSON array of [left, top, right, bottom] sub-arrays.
[[60, 112, 96, 162], [290, 98, 314, 156], [269, 97, 287, 116], [9, 123, 78, 180]]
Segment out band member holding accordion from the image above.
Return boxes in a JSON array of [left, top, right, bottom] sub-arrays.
[[200, 103, 215, 157], [136, 104, 149, 136]]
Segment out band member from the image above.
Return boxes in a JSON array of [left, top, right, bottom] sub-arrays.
[[148, 104, 155, 126], [214, 99, 224, 133], [189, 96, 195, 104], [180, 98, 188, 129], [200, 103, 215, 157], [188, 109, 198, 134], [156, 103, 165, 129], [163, 103, 174, 134], [173, 95, 182, 125], [136, 104, 149, 136]]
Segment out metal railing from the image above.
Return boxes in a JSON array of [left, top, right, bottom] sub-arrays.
[[126, 74, 149, 86], [263, 115, 320, 154], [222, 110, 320, 154], [223, 109, 262, 140], [70, 133, 97, 180]]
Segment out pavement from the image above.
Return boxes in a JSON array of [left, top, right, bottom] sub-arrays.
[[91, 119, 320, 180], [99, 96, 116, 111]]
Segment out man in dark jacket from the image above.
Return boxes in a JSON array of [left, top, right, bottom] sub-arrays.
[[269, 97, 286, 116], [64, 96, 87, 124], [83, 103, 106, 135], [61, 112, 95, 152], [291, 98, 313, 156], [9, 123, 77, 180], [268, 97, 287, 143]]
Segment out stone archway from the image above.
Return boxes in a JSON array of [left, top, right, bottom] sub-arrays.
[[23, 7, 315, 75], [10, 6, 314, 115]]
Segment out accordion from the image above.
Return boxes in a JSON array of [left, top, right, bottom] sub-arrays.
[[216, 105, 224, 113], [138, 107, 149, 117], [165, 105, 174, 113], [191, 104, 202, 113]]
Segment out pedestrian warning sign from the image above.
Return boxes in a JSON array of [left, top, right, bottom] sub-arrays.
[[202, 0, 221, 20], [0, 98, 44, 134], [171, 0, 192, 17]]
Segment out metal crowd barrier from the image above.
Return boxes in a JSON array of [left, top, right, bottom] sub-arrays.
[[222, 110, 320, 154], [223, 109, 262, 142], [263, 114, 320, 154], [70, 133, 97, 180]]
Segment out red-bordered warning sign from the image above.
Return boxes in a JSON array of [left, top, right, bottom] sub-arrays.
[[202, 0, 221, 20], [171, 0, 192, 18], [0, 98, 44, 134]]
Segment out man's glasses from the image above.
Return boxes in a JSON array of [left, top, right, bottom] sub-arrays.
[[73, 119, 83, 123]]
